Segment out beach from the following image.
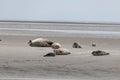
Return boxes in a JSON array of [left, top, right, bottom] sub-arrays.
[[0, 22, 120, 80]]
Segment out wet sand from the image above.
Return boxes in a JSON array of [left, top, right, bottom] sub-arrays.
[[0, 35, 120, 80], [0, 22, 120, 80]]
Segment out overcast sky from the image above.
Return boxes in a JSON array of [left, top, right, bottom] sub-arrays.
[[0, 0, 120, 22]]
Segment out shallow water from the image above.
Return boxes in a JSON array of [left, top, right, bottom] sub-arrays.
[[0, 27, 120, 35], [0, 22, 120, 38]]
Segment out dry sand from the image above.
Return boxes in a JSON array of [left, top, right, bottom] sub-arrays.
[[0, 35, 120, 80]]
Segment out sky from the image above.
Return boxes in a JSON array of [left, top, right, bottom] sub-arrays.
[[0, 0, 120, 22]]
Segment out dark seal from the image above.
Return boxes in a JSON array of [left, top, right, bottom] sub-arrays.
[[91, 50, 110, 56], [44, 52, 56, 57], [73, 42, 82, 48]]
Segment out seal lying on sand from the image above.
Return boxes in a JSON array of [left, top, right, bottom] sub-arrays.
[[72, 42, 82, 48], [28, 38, 53, 47], [44, 52, 56, 57], [91, 50, 110, 56], [54, 48, 71, 55], [92, 43, 96, 47], [51, 43, 61, 49]]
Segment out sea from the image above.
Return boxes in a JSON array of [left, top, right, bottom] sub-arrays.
[[0, 22, 120, 38]]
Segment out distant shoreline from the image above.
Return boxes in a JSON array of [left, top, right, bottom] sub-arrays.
[[0, 20, 120, 25]]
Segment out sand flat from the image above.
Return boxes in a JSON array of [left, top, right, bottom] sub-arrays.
[[0, 22, 120, 80]]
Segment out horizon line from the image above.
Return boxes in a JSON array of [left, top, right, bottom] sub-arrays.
[[0, 20, 120, 25]]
